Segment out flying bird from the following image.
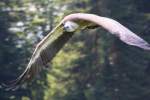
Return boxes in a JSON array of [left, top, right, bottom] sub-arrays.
[[3, 13, 150, 90]]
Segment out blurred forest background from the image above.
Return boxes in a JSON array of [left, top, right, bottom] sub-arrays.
[[0, 0, 150, 100]]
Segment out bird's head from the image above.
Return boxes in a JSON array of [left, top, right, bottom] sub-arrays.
[[62, 20, 97, 33], [63, 21, 79, 32], [62, 13, 99, 33]]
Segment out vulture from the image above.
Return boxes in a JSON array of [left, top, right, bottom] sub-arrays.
[[3, 13, 150, 90]]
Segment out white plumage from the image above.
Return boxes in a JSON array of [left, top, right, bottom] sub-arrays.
[[3, 13, 150, 90]]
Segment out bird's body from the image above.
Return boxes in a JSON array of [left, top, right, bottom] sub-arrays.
[[3, 13, 150, 90]]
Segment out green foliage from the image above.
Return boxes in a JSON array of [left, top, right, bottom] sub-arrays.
[[0, 0, 149, 100]]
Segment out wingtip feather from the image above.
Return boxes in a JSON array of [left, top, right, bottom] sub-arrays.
[[1, 80, 20, 91], [142, 43, 150, 51], [1, 69, 30, 91]]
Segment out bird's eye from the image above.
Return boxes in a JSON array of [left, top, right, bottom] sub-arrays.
[[64, 26, 69, 29], [63, 21, 79, 32]]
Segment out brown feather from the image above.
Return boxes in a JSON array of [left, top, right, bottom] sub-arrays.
[[4, 13, 150, 90]]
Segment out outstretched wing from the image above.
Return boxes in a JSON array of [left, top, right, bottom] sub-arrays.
[[3, 13, 150, 90], [116, 26, 150, 50], [92, 16, 150, 50], [63, 13, 150, 50], [3, 22, 75, 90]]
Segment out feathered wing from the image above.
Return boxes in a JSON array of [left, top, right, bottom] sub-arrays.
[[63, 13, 150, 50], [3, 13, 150, 90], [92, 16, 150, 50], [3, 22, 75, 90], [119, 30, 150, 50]]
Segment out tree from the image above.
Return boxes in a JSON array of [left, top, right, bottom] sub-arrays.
[[0, 0, 149, 100]]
